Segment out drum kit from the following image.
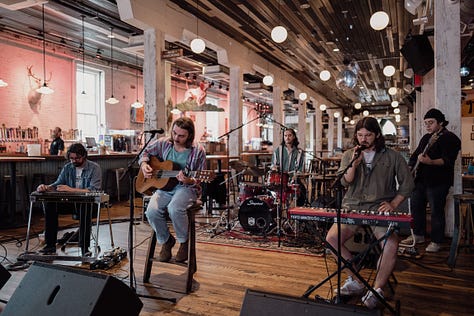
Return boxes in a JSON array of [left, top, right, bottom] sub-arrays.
[[237, 168, 301, 235]]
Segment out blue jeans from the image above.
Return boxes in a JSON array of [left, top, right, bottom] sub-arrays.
[[145, 184, 197, 244], [410, 182, 450, 243]]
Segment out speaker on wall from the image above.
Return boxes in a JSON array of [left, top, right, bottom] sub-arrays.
[[0, 264, 11, 290], [400, 34, 434, 76], [240, 289, 382, 316], [3, 262, 143, 316]]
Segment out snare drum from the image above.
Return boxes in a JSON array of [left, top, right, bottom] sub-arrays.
[[238, 182, 266, 204], [266, 170, 289, 189]]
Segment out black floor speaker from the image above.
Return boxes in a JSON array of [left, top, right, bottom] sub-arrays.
[[2, 262, 143, 316], [0, 264, 11, 289], [240, 289, 382, 316]]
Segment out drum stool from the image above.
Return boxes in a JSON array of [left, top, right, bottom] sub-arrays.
[[143, 200, 202, 293]]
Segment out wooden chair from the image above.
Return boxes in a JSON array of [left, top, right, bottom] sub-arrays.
[[142, 200, 202, 293]]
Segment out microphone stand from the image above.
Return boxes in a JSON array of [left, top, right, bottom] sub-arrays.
[[265, 116, 293, 246], [124, 130, 176, 303], [215, 115, 262, 233]]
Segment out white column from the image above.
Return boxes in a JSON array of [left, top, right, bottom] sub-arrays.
[[435, 0, 461, 236], [228, 66, 242, 156], [327, 109, 335, 155], [273, 86, 283, 147], [336, 113, 343, 149]]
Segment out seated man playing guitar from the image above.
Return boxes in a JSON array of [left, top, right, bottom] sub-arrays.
[[138, 117, 206, 263]]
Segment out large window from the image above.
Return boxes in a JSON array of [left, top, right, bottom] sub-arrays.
[[76, 65, 105, 140]]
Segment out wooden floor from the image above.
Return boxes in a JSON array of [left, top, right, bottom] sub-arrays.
[[0, 199, 473, 315]]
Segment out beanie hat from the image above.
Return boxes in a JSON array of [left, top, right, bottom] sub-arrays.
[[424, 108, 446, 123]]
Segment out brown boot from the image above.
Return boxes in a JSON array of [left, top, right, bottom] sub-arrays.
[[158, 235, 176, 262], [175, 241, 188, 263]]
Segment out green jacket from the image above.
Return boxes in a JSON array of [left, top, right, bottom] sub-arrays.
[[337, 147, 414, 211]]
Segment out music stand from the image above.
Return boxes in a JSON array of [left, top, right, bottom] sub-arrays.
[[123, 130, 176, 303]]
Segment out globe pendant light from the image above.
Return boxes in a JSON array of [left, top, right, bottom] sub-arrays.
[[319, 70, 331, 81], [271, 1, 287, 43], [271, 26, 288, 43], [36, 4, 54, 95], [106, 27, 119, 104], [131, 55, 143, 108], [262, 74, 273, 86], [0, 79, 7, 87], [190, 0, 206, 54], [383, 65, 396, 77], [370, 11, 389, 31]]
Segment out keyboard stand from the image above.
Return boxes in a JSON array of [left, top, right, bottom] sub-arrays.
[[302, 225, 399, 315], [18, 193, 110, 263]]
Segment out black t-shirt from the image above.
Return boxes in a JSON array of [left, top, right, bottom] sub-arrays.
[[49, 137, 65, 155], [409, 128, 461, 186]]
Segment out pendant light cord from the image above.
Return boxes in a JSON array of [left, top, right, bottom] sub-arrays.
[[110, 27, 114, 97], [41, 4, 46, 86]]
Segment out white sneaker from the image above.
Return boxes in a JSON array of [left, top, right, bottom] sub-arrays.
[[361, 288, 384, 309], [400, 234, 424, 246], [425, 242, 441, 252], [336, 276, 365, 296]]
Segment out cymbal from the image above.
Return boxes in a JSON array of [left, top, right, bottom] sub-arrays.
[[229, 159, 249, 172]]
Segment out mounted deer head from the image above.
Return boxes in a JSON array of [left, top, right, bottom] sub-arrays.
[[27, 65, 52, 113]]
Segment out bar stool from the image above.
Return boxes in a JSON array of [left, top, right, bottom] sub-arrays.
[[143, 201, 202, 293], [2, 174, 28, 220], [105, 168, 126, 201], [448, 194, 474, 268]]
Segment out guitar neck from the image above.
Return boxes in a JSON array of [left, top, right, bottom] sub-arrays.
[[155, 170, 199, 179]]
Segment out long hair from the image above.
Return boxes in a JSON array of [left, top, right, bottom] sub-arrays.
[[171, 117, 195, 147], [67, 142, 88, 159], [352, 117, 385, 152], [285, 128, 299, 148]]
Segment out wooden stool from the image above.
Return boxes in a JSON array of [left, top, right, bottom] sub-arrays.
[[143, 201, 202, 293], [448, 194, 474, 268]]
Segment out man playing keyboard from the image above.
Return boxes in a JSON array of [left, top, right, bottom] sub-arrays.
[[36, 143, 102, 255], [325, 117, 414, 309]]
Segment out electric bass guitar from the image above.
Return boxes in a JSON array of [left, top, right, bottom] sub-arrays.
[[411, 129, 442, 178], [135, 157, 215, 193]]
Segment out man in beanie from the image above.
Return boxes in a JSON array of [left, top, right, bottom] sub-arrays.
[[401, 108, 461, 252]]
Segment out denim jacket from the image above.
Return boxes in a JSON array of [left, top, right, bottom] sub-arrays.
[[50, 160, 102, 191]]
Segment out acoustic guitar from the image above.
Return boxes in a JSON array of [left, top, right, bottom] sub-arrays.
[[135, 157, 215, 193]]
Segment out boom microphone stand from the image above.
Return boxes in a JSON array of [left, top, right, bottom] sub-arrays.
[[214, 115, 262, 234], [124, 129, 176, 303]]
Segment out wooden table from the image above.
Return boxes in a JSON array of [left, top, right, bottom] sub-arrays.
[[0, 156, 45, 226], [206, 155, 240, 173]]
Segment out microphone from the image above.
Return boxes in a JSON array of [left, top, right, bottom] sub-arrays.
[[144, 128, 165, 134], [355, 144, 368, 156]]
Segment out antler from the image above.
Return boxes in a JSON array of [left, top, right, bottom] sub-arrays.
[[27, 65, 42, 82]]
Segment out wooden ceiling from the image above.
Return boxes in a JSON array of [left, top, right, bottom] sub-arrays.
[[1, 0, 473, 116]]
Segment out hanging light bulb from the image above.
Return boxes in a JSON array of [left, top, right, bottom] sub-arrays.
[[388, 87, 397, 95], [370, 11, 389, 31], [190, 38, 206, 54], [299, 92, 307, 101], [354, 102, 362, 109], [106, 27, 119, 104], [271, 25, 288, 43], [333, 111, 340, 118], [363, 110, 369, 116], [320, 70, 331, 81], [191, 0, 206, 54], [393, 108, 400, 114], [36, 4, 54, 95], [319, 104, 327, 111], [383, 65, 396, 77], [263, 74, 273, 86], [343, 116, 350, 122], [131, 55, 143, 108], [350, 119, 355, 125], [391, 100, 399, 108], [0, 79, 8, 87]]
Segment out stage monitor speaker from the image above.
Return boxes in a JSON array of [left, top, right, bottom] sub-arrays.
[[400, 35, 434, 76], [0, 264, 11, 290], [240, 289, 382, 316], [2, 262, 143, 316]]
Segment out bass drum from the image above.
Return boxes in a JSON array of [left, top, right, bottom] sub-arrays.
[[238, 197, 275, 234]]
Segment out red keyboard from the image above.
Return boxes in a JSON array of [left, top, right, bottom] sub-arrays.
[[288, 207, 413, 229]]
